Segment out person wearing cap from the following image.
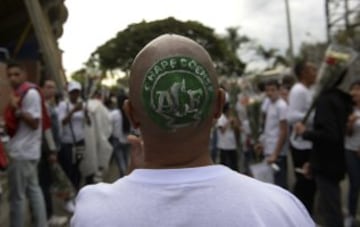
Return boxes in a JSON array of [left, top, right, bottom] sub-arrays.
[[57, 81, 84, 212], [71, 34, 314, 227]]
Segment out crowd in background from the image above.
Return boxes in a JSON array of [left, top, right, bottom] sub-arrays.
[[212, 60, 360, 227], [0, 58, 359, 227]]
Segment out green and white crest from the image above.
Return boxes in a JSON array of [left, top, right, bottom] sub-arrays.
[[142, 56, 215, 130]]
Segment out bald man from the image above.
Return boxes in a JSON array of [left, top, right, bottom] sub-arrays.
[[71, 34, 314, 227]]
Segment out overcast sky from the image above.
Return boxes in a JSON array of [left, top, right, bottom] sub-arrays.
[[58, 0, 327, 75]]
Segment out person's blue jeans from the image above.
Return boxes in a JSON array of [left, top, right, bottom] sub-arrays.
[[345, 149, 360, 217], [110, 137, 129, 176], [8, 159, 48, 227]]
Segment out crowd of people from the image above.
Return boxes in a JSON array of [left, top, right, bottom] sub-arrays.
[[0, 34, 359, 227], [212, 60, 360, 227], [0, 62, 131, 226]]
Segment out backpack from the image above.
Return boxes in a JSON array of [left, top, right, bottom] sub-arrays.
[[4, 82, 51, 137]]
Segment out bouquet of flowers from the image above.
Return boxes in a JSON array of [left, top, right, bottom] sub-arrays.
[[302, 44, 358, 123], [246, 96, 262, 144]]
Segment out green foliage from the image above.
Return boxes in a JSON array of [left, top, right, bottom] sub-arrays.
[[91, 17, 245, 76], [224, 27, 250, 53], [70, 68, 86, 84]]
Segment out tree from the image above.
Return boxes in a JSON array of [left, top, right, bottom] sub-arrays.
[[224, 27, 250, 53], [91, 17, 245, 77], [222, 27, 289, 73]]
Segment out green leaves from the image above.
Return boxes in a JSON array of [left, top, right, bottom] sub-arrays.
[[90, 17, 245, 77]]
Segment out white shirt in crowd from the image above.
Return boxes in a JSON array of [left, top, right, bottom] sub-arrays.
[[287, 83, 314, 150], [57, 100, 85, 144], [263, 98, 288, 156], [109, 109, 127, 144], [216, 114, 237, 150], [261, 97, 271, 113], [345, 108, 360, 151], [8, 89, 42, 160], [235, 96, 247, 121], [71, 165, 314, 227]]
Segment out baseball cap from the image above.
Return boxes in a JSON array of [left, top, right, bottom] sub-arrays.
[[67, 81, 81, 92]]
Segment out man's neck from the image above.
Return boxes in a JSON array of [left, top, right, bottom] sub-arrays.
[[13, 81, 26, 90], [141, 133, 213, 169], [270, 96, 279, 103], [300, 80, 312, 88]]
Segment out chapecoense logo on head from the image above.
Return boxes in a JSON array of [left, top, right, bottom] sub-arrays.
[[142, 56, 215, 130]]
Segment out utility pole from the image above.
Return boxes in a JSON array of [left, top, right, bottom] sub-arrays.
[[284, 0, 294, 65], [23, 0, 66, 92]]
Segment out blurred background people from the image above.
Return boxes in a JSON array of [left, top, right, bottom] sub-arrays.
[[344, 80, 360, 227], [261, 80, 288, 189], [57, 81, 84, 212], [287, 60, 317, 214], [295, 74, 353, 227], [216, 103, 240, 171]]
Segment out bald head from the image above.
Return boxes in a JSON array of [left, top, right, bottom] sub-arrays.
[[127, 34, 221, 135]]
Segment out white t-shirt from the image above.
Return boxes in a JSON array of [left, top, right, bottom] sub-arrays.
[[109, 109, 127, 144], [261, 97, 271, 113], [345, 108, 360, 151], [71, 165, 314, 227], [8, 89, 42, 160], [57, 101, 85, 143], [235, 100, 247, 122], [264, 98, 288, 156], [287, 83, 314, 150], [216, 114, 237, 150]]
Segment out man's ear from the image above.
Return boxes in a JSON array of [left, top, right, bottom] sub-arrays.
[[213, 88, 225, 119], [123, 100, 140, 129]]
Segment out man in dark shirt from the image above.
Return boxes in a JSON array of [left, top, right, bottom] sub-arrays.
[[296, 88, 353, 227]]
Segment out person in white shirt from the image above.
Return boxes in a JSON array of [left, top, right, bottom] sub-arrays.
[[261, 80, 288, 188], [216, 103, 239, 171], [108, 93, 131, 176], [57, 81, 85, 213], [287, 60, 317, 214], [344, 80, 360, 226], [6, 62, 48, 227], [71, 34, 315, 227]]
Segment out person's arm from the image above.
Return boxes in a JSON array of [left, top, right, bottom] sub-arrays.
[[346, 113, 357, 136], [18, 89, 41, 130], [217, 115, 229, 134], [17, 111, 39, 129], [287, 87, 307, 125], [268, 120, 288, 164], [268, 103, 288, 163], [62, 102, 83, 126]]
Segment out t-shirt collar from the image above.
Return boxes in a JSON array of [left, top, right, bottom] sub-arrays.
[[124, 165, 230, 185]]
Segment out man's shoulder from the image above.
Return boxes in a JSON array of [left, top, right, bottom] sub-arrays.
[[23, 88, 40, 100], [276, 98, 287, 107], [57, 100, 69, 109], [72, 172, 314, 227], [290, 83, 307, 95]]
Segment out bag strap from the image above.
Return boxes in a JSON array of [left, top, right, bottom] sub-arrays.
[[66, 102, 78, 146]]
